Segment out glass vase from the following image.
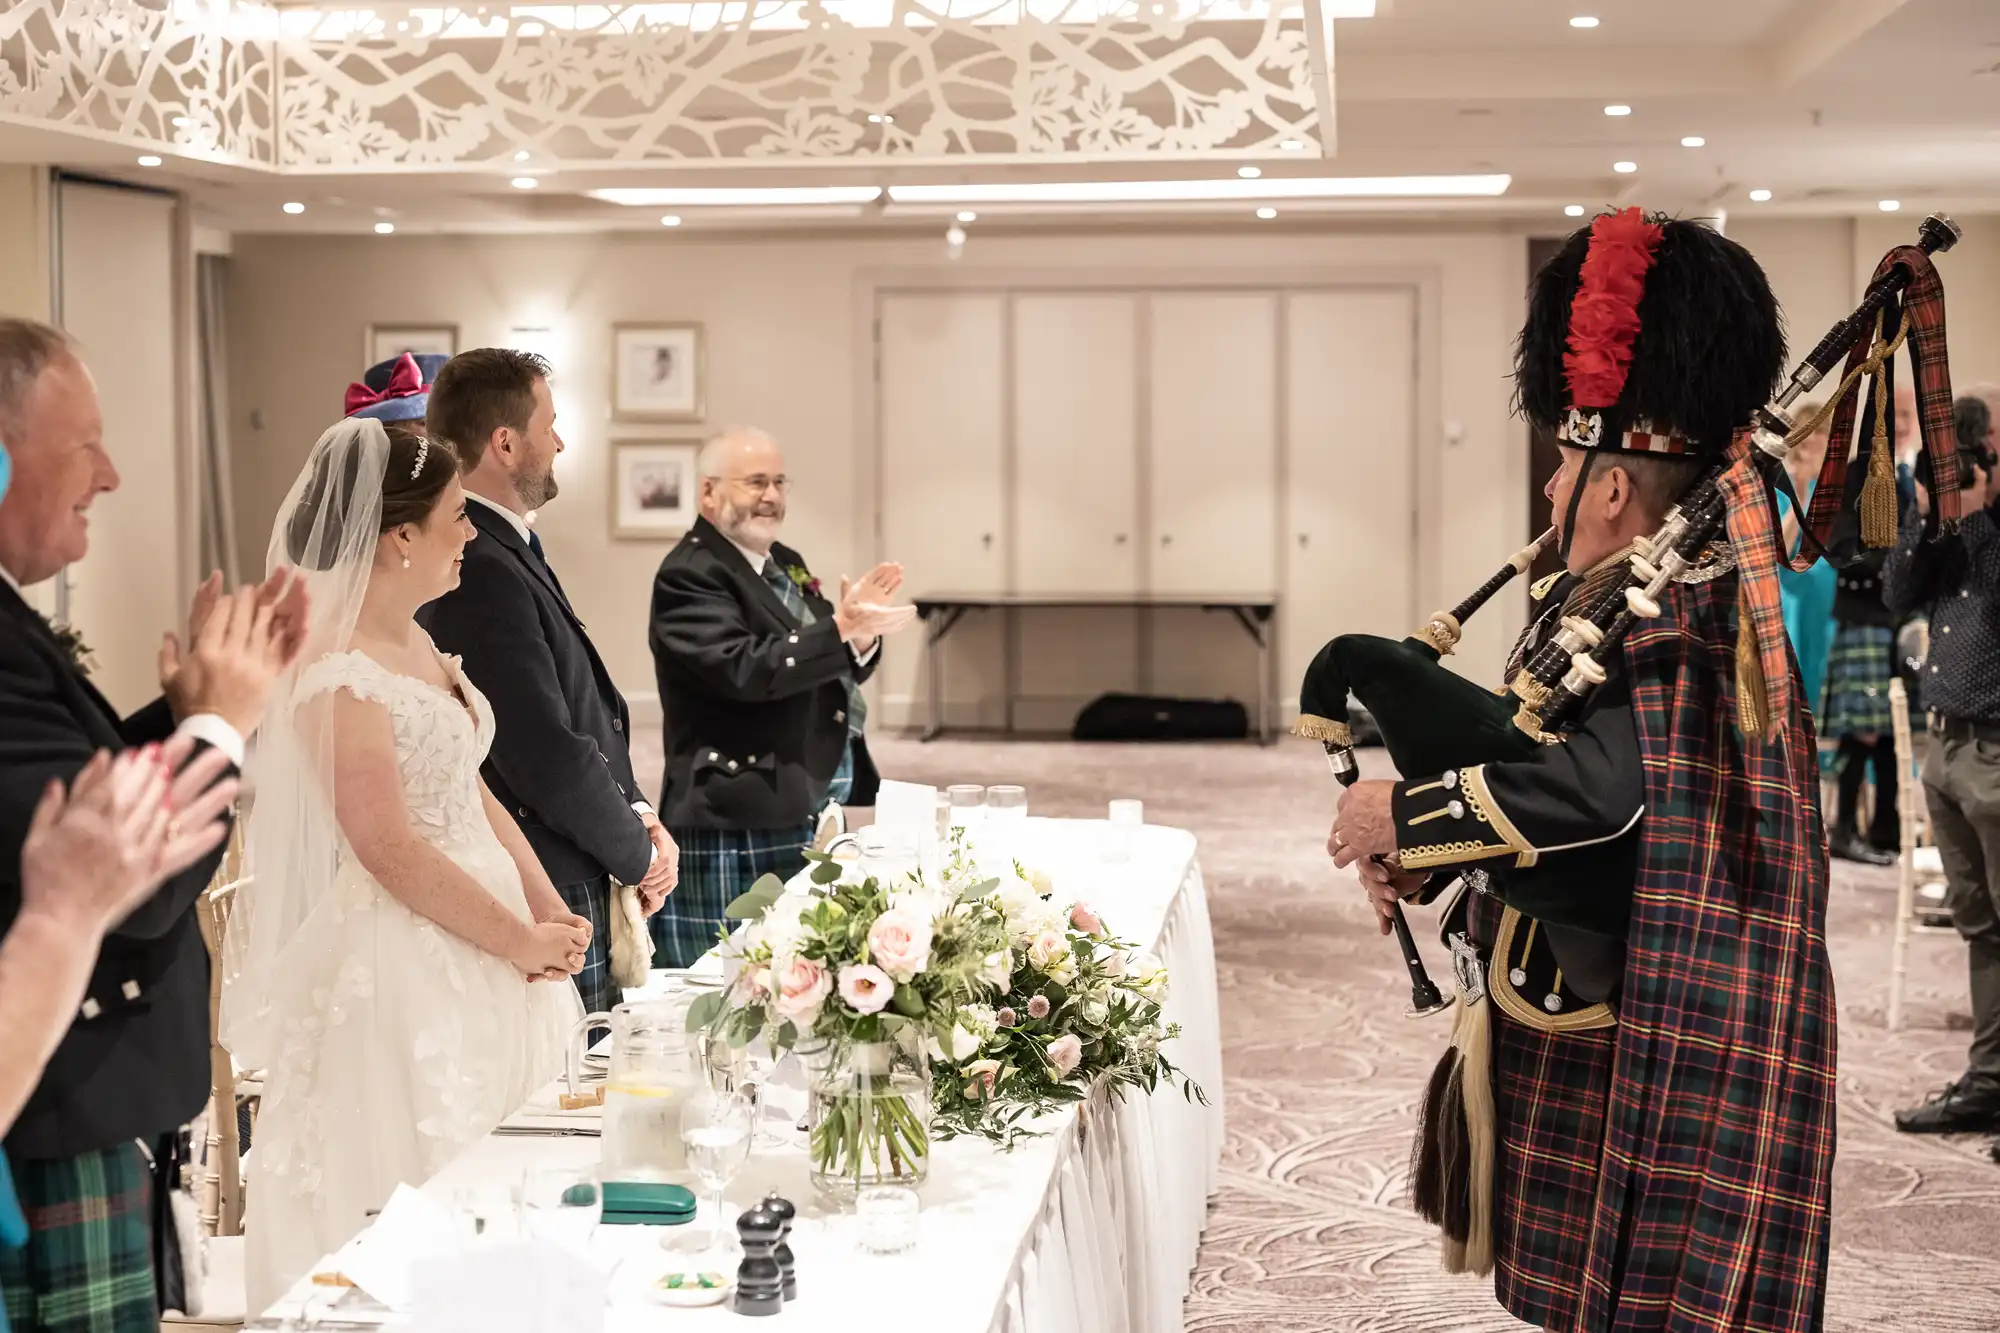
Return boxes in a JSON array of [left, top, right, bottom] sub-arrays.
[[805, 1040, 931, 1206]]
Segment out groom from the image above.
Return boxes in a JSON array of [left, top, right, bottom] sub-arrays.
[[421, 349, 676, 1015]]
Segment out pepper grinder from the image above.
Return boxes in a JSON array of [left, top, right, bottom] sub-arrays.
[[760, 1194, 797, 1301], [731, 1202, 785, 1317]]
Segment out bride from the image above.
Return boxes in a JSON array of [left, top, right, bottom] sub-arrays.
[[223, 418, 591, 1310]]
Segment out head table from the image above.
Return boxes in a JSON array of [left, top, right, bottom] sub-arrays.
[[255, 818, 1224, 1332]]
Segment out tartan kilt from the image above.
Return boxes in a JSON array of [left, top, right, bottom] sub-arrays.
[[0, 1143, 155, 1333], [650, 819, 816, 968], [554, 875, 616, 1016], [1819, 622, 1893, 737]]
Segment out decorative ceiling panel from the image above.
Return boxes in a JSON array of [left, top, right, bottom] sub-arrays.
[[0, 0, 1333, 173]]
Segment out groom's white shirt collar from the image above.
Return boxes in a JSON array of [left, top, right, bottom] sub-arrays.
[[466, 490, 534, 547]]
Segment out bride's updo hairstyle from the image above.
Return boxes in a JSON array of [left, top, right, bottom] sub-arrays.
[[286, 421, 457, 570]]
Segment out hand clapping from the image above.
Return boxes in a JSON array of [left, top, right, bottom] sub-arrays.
[[833, 562, 917, 649], [161, 569, 311, 739]]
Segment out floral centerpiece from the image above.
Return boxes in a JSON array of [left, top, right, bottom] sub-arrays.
[[931, 864, 1204, 1148], [687, 837, 1014, 1203]]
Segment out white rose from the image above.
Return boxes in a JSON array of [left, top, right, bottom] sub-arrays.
[[944, 1022, 982, 1061], [1130, 951, 1169, 1002], [1026, 929, 1067, 972]]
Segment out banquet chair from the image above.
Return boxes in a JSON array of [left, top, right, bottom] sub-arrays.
[[1887, 680, 1954, 1032]]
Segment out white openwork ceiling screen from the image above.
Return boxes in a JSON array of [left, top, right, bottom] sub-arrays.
[[0, 0, 1337, 171]]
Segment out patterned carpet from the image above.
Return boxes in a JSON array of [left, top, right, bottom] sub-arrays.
[[637, 731, 2000, 1331]]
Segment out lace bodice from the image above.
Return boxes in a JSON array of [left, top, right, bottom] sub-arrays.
[[295, 649, 497, 851]]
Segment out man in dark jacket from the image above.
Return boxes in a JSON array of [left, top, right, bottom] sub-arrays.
[[647, 427, 913, 966], [421, 349, 677, 1013]]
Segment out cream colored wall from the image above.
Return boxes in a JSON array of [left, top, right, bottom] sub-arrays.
[[0, 166, 54, 617], [224, 226, 1531, 723]]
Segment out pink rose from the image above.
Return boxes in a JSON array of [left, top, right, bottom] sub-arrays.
[[996, 1007, 1018, 1028], [771, 957, 831, 1025], [1047, 1034, 1084, 1079], [1026, 930, 1067, 971], [1069, 903, 1106, 937], [1026, 994, 1051, 1020], [838, 963, 894, 1016], [964, 1058, 1003, 1100], [867, 908, 933, 984]]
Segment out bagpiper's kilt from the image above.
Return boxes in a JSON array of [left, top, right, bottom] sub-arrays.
[[0, 1143, 156, 1333], [1819, 621, 1893, 738], [649, 819, 816, 968]]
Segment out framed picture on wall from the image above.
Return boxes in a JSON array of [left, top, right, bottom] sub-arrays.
[[612, 322, 704, 421], [368, 323, 458, 366], [611, 440, 700, 539]]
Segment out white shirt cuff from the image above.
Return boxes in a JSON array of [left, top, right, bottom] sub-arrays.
[[850, 640, 881, 667], [632, 800, 655, 818], [175, 714, 246, 768]]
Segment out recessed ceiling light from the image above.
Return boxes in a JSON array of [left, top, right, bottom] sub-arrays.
[[374, 221, 395, 235], [1569, 15, 1599, 28], [956, 210, 977, 223], [511, 176, 539, 189], [884, 174, 1512, 205], [1749, 188, 1773, 202], [867, 113, 895, 124], [660, 214, 682, 227], [1565, 204, 1586, 217], [594, 186, 885, 207], [170, 116, 190, 128], [1256, 207, 1278, 219], [1604, 104, 1632, 117], [1878, 199, 1901, 212], [1613, 161, 1637, 173], [514, 150, 530, 163], [1680, 136, 1706, 148], [1280, 139, 1305, 151], [282, 201, 305, 215], [137, 155, 162, 167], [1239, 166, 1262, 179]]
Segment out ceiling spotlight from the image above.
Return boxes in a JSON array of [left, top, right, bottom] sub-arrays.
[[1569, 15, 1599, 28], [868, 113, 895, 124], [514, 150, 530, 162], [1878, 198, 1901, 212], [374, 221, 395, 234], [1680, 135, 1706, 148], [1749, 188, 1773, 202], [1604, 104, 1632, 117], [511, 176, 539, 189], [1565, 204, 1586, 217], [137, 154, 162, 167], [1239, 166, 1262, 179], [1256, 206, 1278, 219], [1613, 161, 1637, 173], [945, 225, 967, 246], [170, 115, 190, 128], [956, 210, 977, 223], [1280, 139, 1305, 151], [660, 214, 682, 227], [282, 201, 305, 215]]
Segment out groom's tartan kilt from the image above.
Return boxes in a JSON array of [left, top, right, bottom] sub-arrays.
[[0, 1143, 156, 1333], [1480, 576, 1834, 1333], [650, 820, 815, 968]]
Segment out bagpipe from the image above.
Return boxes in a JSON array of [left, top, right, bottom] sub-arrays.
[[1296, 213, 1964, 1021]]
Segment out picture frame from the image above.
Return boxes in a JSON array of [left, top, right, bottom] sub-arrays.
[[367, 323, 458, 366], [612, 322, 705, 421], [610, 440, 701, 540]]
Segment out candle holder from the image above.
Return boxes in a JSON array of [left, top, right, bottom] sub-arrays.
[[855, 1185, 919, 1255]]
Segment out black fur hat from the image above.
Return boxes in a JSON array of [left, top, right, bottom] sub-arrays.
[[1516, 212, 1786, 457]]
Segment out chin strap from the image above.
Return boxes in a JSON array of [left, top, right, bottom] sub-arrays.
[[1556, 451, 1597, 566]]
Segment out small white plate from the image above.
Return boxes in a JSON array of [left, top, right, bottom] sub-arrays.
[[648, 1269, 733, 1307]]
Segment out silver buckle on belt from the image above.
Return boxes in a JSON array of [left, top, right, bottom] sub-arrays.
[[1448, 932, 1485, 1005]]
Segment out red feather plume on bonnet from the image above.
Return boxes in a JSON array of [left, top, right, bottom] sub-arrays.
[[1563, 208, 1665, 411]]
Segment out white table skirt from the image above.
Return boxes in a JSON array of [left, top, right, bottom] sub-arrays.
[[261, 818, 1224, 1332]]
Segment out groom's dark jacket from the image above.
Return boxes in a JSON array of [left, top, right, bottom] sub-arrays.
[[0, 580, 235, 1160], [420, 500, 653, 888]]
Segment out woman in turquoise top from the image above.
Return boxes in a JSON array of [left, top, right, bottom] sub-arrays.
[[1778, 411, 1837, 721]]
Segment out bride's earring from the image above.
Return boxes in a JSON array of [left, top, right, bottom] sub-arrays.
[[401, 556, 411, 569]]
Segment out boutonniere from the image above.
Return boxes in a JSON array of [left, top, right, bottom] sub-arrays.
[[784, 564, 823, 600], [47, 619, 97, 677]]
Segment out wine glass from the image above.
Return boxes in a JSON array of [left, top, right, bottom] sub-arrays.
[[521, 1166, 600, 1255], [669, 1090, 754, 1261]]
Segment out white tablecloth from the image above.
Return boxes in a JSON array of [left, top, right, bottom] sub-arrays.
[[262, 818, 1224, 1332]]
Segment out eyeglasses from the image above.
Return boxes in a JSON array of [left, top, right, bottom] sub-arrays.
[[719, 474, 789, 495]]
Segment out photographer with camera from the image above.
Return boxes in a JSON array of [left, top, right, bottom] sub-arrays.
[[1886, 394, 2000, 1144]]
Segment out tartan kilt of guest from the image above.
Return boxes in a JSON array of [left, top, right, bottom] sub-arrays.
[[649, 820, 816, 968], [0, 1143, 155, 1333], [1819, 621, 1894, 737]]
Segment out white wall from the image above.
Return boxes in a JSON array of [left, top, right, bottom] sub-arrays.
[[226, 225, 1532, 726]]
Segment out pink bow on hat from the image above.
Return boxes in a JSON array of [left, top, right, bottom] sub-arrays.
[[344, 352, 427, 416]]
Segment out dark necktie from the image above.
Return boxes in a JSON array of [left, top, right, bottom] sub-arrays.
[[761, 561, 865, 735]]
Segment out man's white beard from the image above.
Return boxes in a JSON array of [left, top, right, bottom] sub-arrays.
[[718, 496, 783, 551]]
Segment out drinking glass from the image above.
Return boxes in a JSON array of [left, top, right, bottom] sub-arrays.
[[946, 785, 985, 829], [449, 1184, 521, 1244], [984, 786, 1026, 820], [1101, 798, 1144, 863], [521, 1167, 600, 1255], [856, 1185, 920, 1255], [669, 1090, 755, 1261]]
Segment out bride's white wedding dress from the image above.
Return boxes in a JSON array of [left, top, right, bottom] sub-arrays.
[[243, 648, 580, 1311]]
